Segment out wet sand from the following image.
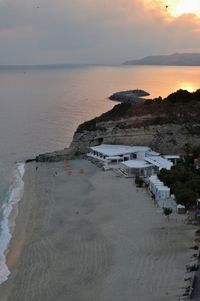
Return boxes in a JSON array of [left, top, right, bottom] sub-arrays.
[[0, 159, 196, 301]]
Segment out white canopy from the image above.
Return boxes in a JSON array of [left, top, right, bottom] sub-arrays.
[[164, 155, 180, 159], [177, 204, 186, 209], [145, 156, 173, 170], [107, 156, 121, 160], [156, 186, 170, 191], [122, 160, 153, 169]]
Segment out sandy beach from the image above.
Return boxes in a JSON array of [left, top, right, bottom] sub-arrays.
[[0, 159, 196, 301]]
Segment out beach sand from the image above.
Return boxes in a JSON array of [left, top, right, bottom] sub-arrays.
[[0, 159, 196, 301]]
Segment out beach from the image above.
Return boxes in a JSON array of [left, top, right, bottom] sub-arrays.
[[0, 159, 196, 301]]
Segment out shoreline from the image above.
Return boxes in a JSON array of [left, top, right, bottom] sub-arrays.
[[0, 162, 25, 285], [0, 159, 197, 300], [0, 148, 75, 286]]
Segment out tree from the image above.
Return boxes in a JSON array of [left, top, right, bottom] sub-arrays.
[[163, 207, 173, 221], [135, 175, 143, 187], [174, 187, 197, 209], [187, 178, 200, 195], [166, 89, 192, 103], [191, 145, 200, 158]]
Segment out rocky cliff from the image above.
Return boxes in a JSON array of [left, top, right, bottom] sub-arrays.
[[35, 89, 200, 161], [70, 89, 200, 156]]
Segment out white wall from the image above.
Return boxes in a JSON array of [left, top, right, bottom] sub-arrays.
[[136, 151, 146, 160]]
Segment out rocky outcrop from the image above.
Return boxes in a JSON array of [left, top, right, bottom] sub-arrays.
[[35, 148, 76, 162], [109, 90, 149, 104]]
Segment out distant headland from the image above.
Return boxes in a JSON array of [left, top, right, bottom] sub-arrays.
[[123, 53, 200, 66]]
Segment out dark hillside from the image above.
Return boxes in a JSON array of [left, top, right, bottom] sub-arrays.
[[77, 90, 200, 133]]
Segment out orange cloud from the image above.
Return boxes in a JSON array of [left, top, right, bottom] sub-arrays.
[[143, 0, 200, 19]]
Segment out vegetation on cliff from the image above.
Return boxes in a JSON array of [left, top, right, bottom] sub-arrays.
[[77, 89, 200, 133]]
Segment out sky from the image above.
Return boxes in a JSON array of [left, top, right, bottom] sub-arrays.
[[0, 0, 200, 65]]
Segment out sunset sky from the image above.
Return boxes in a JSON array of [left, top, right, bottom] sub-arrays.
[[1, 0, 200, 65]]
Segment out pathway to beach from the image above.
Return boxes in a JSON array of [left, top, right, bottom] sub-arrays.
[[0, 159, 195, 301]]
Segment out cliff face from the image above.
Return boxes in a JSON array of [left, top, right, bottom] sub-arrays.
[[70, 90, 200, 155], [71, 118, 200, 155]]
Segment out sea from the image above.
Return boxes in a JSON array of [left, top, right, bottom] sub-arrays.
[[1, 64, 200, 283]]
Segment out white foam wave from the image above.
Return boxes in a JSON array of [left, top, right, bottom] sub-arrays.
[[0, 162, 25, 284]]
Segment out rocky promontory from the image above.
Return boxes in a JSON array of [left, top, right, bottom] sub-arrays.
[[70, 89, 200, 155], [35, 148, 75, 162], [36, 89, 200, 161]]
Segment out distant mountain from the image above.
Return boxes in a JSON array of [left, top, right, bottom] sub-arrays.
[[123, 53, 200, 66]]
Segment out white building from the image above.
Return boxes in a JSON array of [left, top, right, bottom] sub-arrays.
[[87, 144, 174, 177], [88, 144, 150, 163], [121, 160, 154, 178], [149, 175, 170, 204], [149, 177, 163, 194], [155, 186, 170, 202]]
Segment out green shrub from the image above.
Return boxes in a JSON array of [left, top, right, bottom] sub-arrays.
[[174, 187, 196, 209], [163, 207, 173, 216], [163, 207, 173, 221], [135, 175, 143, 187]]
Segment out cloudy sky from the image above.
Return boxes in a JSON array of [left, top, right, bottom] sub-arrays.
[[1, 0, 200, 65]]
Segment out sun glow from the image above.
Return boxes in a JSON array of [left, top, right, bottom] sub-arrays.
[[178, 82, 198, 92], [166, 0, 200, 17]]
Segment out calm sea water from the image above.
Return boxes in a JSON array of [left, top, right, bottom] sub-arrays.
[[1, 64, 200, 282]]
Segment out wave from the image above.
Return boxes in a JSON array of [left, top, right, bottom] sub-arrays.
[[0, 162, 25, 284]]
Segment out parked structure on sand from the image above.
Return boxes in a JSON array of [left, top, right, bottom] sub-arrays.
[[87, 144, 179, 177], [148, 175, 170, 202]]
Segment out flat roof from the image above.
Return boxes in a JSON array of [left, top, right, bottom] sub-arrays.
[[150, 179, 163, 184], [155, 186, 170, 191], [145, 156, 173, 170], [90, 144, 150, 157], [146, 150, 160, 156], [177, 204, 186, 208], [164, 155, 180, 159], [122, 160, 153, 169], [149, 175, 158, 179]]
